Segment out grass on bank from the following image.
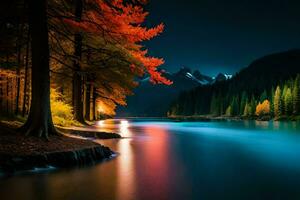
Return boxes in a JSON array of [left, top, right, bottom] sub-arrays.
[[0, 89, 82, 128]]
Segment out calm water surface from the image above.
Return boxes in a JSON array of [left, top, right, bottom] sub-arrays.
[[1, 119, 300, 200]]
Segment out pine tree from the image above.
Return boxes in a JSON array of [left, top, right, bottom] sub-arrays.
[[274, 86, 282, 118], [284, 88, 293, 116], [270, 87, 275, 116], [210, 93, 218, 116], [250, 95, 256, 116], [243, 102, 251, 117], [293, 75, 300, 115], [218, 94, 224, 115], [231, 96, 239, 116], [225, 105, 232, 117], [240, 91, 247, 116], [281, 84, 288, 115]]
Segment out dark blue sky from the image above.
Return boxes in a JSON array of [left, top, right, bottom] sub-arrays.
[[143, 0, 300, 76]]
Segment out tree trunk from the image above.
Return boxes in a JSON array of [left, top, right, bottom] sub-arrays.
[[92, 88, 97, 121], [15, 32, 23, 115], [72, 0, 86, 124], [22, 29, 30, 117], [6, 77, 10, 115], [85, 82, 91, 121], [0, 77, 2, 113], [5, 54, 10, 115], [20, 0, 57, 139], [73, 69, 86, 123], [15, 4, 26, 116]]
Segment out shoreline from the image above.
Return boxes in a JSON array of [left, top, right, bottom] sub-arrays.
[[169, 116, 242, 122], [0, 125, 116, 176], [58, 127, 122, 140], [168, 115, 300, 122]]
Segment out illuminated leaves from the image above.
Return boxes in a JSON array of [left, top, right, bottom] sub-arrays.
[[50, 88, 78, 126], [64, 0, 171, 85], [255, 100, 270, 116]]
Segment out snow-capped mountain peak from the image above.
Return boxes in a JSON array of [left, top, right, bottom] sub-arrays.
[[139, 67, 232, 86], [212, 73, 233, 82]]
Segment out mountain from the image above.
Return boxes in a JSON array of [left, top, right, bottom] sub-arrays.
[[213, 73, 233, 82], [117, 67, 224, 117], [192, 70, 214, 84], [169, 49, 300, 117]]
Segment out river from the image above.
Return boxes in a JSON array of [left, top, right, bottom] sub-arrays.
[[1, 119, 300, 200]]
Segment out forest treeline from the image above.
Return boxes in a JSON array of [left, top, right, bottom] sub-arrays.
[[0, 0, 170, 138], [168, 50, 300, 120], [169, 74, 300, 120]]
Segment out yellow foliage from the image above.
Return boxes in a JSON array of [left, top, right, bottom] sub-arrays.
[[255, 100, 270, 116], [97, 99, 117, 116], [50, 88, 78, 127]]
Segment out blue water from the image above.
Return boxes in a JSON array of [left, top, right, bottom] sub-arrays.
[[1, 119, 300, 200]]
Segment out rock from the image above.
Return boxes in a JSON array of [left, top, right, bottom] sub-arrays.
[[0, 145, 113, 175]]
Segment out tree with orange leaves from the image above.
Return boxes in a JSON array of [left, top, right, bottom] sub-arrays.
[[0, 0, 170, 137], [63, 0, 171, 85], [51, 0, 171, 121], [255, 100, 270, 117]]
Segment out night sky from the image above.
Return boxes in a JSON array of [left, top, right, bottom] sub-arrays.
[[144, 0, 300, 76]]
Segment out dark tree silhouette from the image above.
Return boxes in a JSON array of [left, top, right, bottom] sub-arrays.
[[72, 0, 86, 124], [20, 0, 58, 139]]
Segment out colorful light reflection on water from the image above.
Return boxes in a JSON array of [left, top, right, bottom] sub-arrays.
[[1, 119, 300, 200]]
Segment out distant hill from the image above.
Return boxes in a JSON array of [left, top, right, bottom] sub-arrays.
[[116, 67, 231, 117], [229, 49, 300, 95], [169, 49, 300, 117]]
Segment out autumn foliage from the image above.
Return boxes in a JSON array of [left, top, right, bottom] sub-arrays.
[[64, 0, 172, 85], [50, 89, 79, 126], [255, 100, 270, 117], [0, 0, 171, 129]]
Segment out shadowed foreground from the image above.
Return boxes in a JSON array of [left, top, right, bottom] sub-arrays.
[[0, 125, 113, 175]]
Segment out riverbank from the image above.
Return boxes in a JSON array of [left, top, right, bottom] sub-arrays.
[[58, 127, 122, 140], [0, 118, 122, 139], [169, 115, 300, 122], [169, 115, 242, 122], [0, 125, 114, 176]]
